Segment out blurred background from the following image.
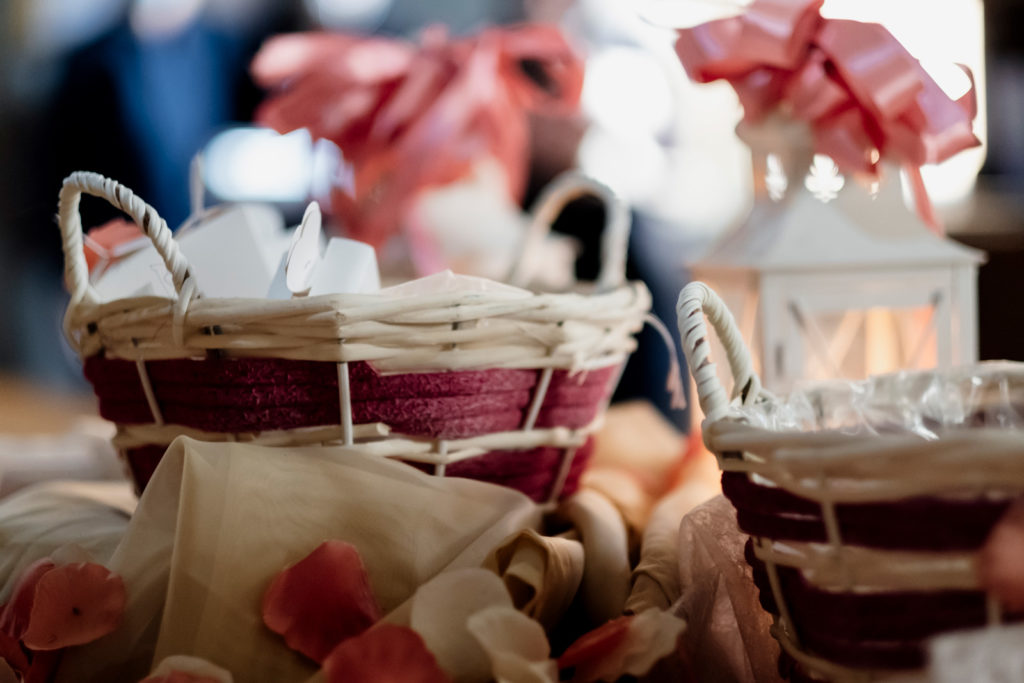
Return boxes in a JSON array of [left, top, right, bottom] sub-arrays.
[[0, 0, 1022, 430]]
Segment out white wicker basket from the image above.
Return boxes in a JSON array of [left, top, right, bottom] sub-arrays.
[[58, 171, 651, 502], [677, 281, 1024, 681]]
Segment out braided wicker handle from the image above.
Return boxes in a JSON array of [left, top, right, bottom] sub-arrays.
[[508, 172, 630, 291], [58, 171, 197, 306], [676, 281, 763, 423]]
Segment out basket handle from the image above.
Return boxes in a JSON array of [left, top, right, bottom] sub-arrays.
[[58, 171, 197, 306], [508, 172, 630, 291], [676, 281, 763, 422]]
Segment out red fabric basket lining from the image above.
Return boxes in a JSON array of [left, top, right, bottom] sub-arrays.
[[728, 471, 1024, 675], [85, 356, 616, 501], [722, 471, 1012, 551], [124, 439, 595, 504]]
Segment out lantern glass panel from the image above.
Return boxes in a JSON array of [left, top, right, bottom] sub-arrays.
[[793, 304, 940, 382]]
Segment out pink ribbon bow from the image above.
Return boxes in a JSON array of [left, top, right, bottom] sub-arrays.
[[252, 24, 583, 246], [675, 0, 980, 231]]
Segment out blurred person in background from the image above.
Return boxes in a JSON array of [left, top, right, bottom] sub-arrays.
[[0, 0, 533, 389], [0, 0, 692, 428]]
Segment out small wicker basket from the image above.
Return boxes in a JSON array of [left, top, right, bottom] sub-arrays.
[[677, 281, 1024, 682], [58, 171, 651, 503]]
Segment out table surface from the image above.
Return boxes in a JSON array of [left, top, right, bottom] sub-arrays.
[[0, 375, 97, 435]]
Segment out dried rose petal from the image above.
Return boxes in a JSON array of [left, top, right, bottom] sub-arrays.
[[980, 499, 1024, 611], [0, 561, 56, 640], [139, 675, 222, 683], [23, 651, 60, 683], [557, 616, 632, 672], [20, 563, 125, 651], [467, 606, 557, 683], [322, 623, 450, 683], [262, 541, 381, 663], [140, 655, 233, 683], [0, 629, 28, 675], [558, 609, 684, 682], [140, 671, 228, 683]]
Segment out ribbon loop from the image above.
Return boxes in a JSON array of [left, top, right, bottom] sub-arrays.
[[675, 0, 981, 231], [252, 24, 584, 246]]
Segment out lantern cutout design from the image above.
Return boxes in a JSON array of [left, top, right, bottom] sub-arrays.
[[691, 119, 985, 394]]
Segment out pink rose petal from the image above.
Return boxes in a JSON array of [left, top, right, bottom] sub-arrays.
[[322, 623, 450, 683], [0, 628, 28, 675], [262, 541, 382, 663], [980, 499, 1024, 611], [140, 673, 225, 683], [0, 561, 56, 640], [558, 609, 685, 682], [20, 563, 125, 651], [23, 651, 60, 683], [140, 655, 233, 683], [557, 616, 632, 672]]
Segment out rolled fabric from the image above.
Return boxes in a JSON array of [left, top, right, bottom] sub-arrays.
[[625, 451, 721, 614], [558, 490, 632, 625], [484, 529, 585, 629]]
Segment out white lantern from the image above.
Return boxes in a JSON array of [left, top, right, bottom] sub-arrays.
[[691, 119, 984, 394]]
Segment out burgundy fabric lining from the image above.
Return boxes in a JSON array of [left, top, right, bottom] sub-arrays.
[[743, 535, 1023, 674], [97, 394, 537, 435], [723, 471, 1012, 551], [85, 356, 615, 500], [124, 439, 594, 503], [724, 466, 1024, 676], [85, 357, 540, 396]]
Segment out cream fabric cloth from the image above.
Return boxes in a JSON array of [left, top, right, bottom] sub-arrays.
[[558, 489, 631, 624], [57, 437, 541, 683], [0, 480, 134, 601], [484, 529, 584, 629], [626, 454, 722, 614]]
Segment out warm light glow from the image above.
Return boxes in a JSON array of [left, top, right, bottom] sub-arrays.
[[636, 0, 748, 28], [577, 47, 678, 203], [794, 305, 941, 381], [864, 308, 900, 377], [577, 127, 668, 203], [582, 48, 675, 137], [204, 127, 315, 203]]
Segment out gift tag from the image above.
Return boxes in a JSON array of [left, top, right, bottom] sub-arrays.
[[308, 237, 381, 296], [268, 203, 380, 298], [928, 624, 1024, 682], [94, 204, 286, 300], [285, 202, 322, 297]]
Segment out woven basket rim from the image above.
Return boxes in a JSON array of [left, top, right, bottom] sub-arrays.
[[58, 171, 651, 372]]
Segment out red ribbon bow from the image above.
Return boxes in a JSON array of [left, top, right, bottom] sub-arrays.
[[252, 24, 583, 246], [675, 0, 980, 230]]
